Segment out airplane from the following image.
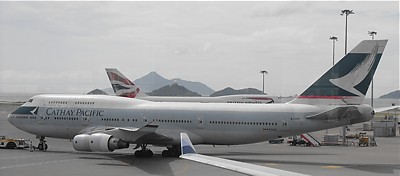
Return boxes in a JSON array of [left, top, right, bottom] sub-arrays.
[[105, 68, 276, 104], [105, 68, 140, 98], [7, 40, 387, 175]]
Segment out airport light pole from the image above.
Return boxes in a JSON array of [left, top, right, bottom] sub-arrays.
[[340, 9, 354, 145], [340, 10, 354, 55], [368, 31, 377, 108], [260, 70, 268, 94], [369, 31, 377, 40], [330, 36, 338, 65], [368, 31, 377, 141], [326, 36, 338, 135]]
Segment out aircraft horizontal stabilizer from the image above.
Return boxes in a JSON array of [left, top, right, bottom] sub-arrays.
[[306, 106, 356, 120], [180, 133, 309, 176], [374, 106, 400, 113]]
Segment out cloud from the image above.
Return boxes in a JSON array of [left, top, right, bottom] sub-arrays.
[[249, 1, 311, 18], [0, 1, 398, 97]]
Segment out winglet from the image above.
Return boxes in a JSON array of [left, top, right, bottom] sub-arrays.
[[180, 133, 197, 155]]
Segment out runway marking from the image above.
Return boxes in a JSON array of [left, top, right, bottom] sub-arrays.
[[0, 159, 76, 170], [321, 165, 342, 169], [0, 155, 44, 160], [264, 163, 279, 166]]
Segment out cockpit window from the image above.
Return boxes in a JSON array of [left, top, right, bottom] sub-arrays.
[[11, 106, 38, 115], [28, 99, 33, 103]]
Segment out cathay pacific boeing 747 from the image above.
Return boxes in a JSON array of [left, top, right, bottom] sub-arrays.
[[7, 40, 388, 175]]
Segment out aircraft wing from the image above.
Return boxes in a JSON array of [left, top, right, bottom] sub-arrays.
[[306, 106, 357, 120], [79, 123, 172, 143], [180, 133, 310, 176], [374, 106, 400, 113]]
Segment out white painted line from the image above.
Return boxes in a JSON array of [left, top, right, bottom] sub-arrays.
[[0, 159, 76, 170], [0, 155, 44, 160]]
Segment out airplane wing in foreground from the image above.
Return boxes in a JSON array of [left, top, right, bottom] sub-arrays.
[[180, 133, 310, 176]]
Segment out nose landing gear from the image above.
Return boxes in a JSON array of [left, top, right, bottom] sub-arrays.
[[37, 136, 48, 151]]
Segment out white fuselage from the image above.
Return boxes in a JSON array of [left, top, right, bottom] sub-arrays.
[[7, 94, 373, 146], [137, 94, 279, 104]]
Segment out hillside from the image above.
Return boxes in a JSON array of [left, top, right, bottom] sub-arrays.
[[146, 83, 202, 97], [87, 89, 108, 95], [134, 71, 214, 96], [210, 87, 265, 97]]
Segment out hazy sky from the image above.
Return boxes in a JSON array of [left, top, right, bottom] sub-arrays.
[[0, 1, 398, 97]]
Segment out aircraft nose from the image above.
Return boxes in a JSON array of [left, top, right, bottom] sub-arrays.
[[7, 114, 14, 124]]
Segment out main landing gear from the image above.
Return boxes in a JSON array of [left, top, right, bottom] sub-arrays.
[[162, 145, 180, 157], [133, 144, 181, 158], [134, 144, 153, 158], [37, 136, 48, 151]]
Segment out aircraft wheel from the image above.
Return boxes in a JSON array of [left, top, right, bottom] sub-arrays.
[[38, 143, 43, 151], [162, 150, 168, 157], [145, 149, 153, 157], [134, 150, 143, 157], [135, 149, 153, 158], [162, 149, 180, 157]]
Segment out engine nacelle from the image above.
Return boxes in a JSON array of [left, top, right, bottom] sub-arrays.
[[72, 133, 129, 152], [73, 134, 91, 151]]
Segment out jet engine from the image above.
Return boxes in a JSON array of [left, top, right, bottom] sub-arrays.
[[72, 133, 129, 152]]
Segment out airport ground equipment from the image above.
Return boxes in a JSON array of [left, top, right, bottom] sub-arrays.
[[268, 138, 284, 144], [289, 138, 311, 146], [300, 133, 320, 146], [288, 134, 320, 147], [0, 136, 30, 149], [358, 132, 377, 147]]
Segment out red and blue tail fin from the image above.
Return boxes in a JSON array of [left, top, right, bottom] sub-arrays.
[[105, 68, 140, 98], [290, 40, 388, 105]]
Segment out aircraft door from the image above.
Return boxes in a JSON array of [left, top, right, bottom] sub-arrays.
[[281, 120, 288, 128], [81, 116, 90, 126], [142, 115, 148, 125], [37, 114, 46, 125], [196, 116, 204, 129], [280, 116, 290, 131]]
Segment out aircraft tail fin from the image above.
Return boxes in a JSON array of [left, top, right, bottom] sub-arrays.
[[105, 68, 140, 98], [290, 40, 388, 105]]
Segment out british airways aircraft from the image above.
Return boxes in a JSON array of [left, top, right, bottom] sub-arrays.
[[7, 40, 387, 175], [105, 68, 276, 104]]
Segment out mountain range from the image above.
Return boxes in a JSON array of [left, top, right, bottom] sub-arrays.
[[210, 87, 265, 97], [100, 71, 398, 98], [134, 71, 215, 96], [146, 83, 202, 97]]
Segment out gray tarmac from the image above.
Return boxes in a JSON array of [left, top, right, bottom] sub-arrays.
[[1, 103, 399, 176]]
